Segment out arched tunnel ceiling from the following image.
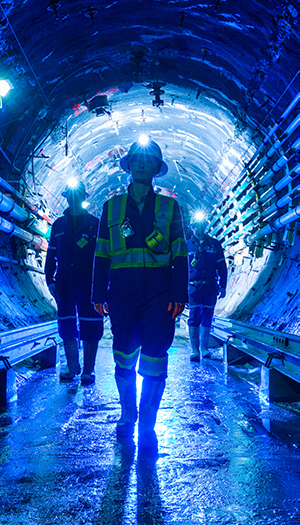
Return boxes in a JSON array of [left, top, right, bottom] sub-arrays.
[[0, 0, 299, 219]]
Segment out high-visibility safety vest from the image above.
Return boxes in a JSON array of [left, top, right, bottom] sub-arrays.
[[96, 193, 187, 270]]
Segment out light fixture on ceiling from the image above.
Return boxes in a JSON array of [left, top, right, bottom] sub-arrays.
[[0, 79, 13, 108]]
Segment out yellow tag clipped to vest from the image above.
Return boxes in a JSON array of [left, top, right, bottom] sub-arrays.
[[191, 256, 198, 267], [145, 230, 164, 249], [76, 237, 89, 248]]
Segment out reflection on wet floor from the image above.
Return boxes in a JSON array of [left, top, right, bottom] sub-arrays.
[[1, 328, 300, 525]]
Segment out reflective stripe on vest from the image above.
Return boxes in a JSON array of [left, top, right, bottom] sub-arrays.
[[154, 194, 174, 254], [107, 193, 127, 252], [110, 248, 172, 269], [107, 192, 175, 268], [171, 237, 188, 258]]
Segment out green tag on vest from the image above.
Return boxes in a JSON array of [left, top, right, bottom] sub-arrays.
[[77, 237, 89, 248]]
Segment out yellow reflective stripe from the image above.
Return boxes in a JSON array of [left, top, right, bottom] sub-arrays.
[[155, 193, 161, 218], [113, 346, 140, 369], [140, 354, 168, 363], [95, 238, 110, 258], [108, 195, 127, 252], [138, 353, 168, 376], [111, 248, 144, 255], [171, 237, 188, 258], [111, 262, 170, 269], [154, 195, 174, 253], [96, 238, 109, 244], [165, 198, 174, 251], [171, 237, 186, 247], [110, 248, 172, 268], [119, 194, 127, 251], [96, 238, 109, 250]]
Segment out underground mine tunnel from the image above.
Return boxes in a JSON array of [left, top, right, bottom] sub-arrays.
[[0, 1, 300, 524]]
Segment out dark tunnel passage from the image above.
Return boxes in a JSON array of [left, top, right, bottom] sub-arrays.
[[0, 1, 300, 523]]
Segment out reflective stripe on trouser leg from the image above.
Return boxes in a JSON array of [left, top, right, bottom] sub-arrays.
[[139, 353, 168, 378], [113, 346, 141, 370]]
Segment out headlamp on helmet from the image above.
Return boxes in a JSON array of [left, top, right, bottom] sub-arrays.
[[62, 180, 88, 199], [120, 139, 168, 177]]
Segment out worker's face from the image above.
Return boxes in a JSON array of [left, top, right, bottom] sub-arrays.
[[66, 190, 86, 214], [193, 223, 206, 240], [129, 153, 161, 185]]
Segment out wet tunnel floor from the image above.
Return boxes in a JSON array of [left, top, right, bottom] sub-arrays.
[[1, 327, 300, 525]]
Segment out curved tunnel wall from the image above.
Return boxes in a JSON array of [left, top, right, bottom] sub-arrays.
[[0, 1, 299, 335]]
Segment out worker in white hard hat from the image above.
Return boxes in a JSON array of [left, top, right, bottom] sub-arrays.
[[92, 136, 188, 454]]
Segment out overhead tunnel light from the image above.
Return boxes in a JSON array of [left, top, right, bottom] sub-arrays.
[[0, 80, 12, 97], [0, 79, 13, 109]]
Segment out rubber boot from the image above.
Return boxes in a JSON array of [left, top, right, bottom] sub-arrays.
[[115, 372, 138, 438], [200, 325, 211, 358], [189, 326, 200, 362], [138, 377, 165, 454], [81, 341, 98, 386], [60, 339, 80, 381]]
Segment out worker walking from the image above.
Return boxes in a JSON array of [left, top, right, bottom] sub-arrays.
[[187, 219, 227, 361], [45, 180, 103, 386], [92, 137, 188, 452]]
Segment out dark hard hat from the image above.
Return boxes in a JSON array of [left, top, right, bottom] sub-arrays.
[[120, 139, 168, 177]]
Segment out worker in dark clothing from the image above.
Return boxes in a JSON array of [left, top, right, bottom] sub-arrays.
[[187, 219, 227, 361], [92, 137, 188, 452], [45, 180, 103, 386]]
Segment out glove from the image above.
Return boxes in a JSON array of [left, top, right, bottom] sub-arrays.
[[94, 302, 109, 316], [218, 288, 226, 299], [48, 283, 57, 300], [167, 302, 185, 319]]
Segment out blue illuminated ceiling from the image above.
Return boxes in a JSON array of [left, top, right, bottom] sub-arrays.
[[0, 1, 299, 218]]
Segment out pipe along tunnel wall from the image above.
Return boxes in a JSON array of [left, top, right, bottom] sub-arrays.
[[1, 91, 300, 408]]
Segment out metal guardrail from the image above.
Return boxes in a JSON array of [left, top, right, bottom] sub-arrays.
[[0, 321, 62, 367], [211, 316, 300, 384]]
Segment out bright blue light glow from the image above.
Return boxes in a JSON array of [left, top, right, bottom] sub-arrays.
[[67, 177, 78, 188], [139, 134, 149, 146], [0, 80, 12, 97], [194, 211, 205, 222]]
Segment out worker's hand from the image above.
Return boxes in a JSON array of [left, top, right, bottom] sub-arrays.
[[48, 283, 57, 300], [94, 302, 109, 316], [167, 302, 185, 319], [218, 288, 226, 299]]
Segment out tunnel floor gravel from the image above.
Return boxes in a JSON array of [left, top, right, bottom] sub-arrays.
[[1, 326, 300, 525]]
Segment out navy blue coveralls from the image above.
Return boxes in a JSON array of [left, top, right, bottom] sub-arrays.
[[45, 208, 103, 342], [187, 233, 227, 328], [92, 185, 188, 379]]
